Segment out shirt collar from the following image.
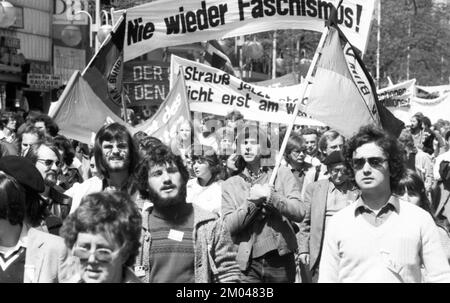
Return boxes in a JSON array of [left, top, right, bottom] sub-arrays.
[[0, 224, 29, 259], [17, 224, 29, 249], [354, 194, 400, 216]]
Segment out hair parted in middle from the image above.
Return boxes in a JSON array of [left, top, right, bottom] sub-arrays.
[[94, 123, 139, 179], [344, 124, 406, 192]]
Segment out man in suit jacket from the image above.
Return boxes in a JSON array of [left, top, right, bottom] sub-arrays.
[[297, 151, 359, 282], [431, 160, 450, 231], [0, 157, 69, 283]]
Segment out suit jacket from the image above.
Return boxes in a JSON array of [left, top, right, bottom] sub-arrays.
[[24, 227, 69, 283], [298, 180, 359, 270], [431, 182, 450, 224]]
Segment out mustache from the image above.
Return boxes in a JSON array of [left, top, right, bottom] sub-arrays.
[[161, 184, 176, 190]]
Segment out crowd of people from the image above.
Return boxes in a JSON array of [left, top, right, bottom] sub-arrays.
[[0, 107, 450, 283]]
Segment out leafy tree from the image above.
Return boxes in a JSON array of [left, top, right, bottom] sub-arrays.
[[364, 0, 450, 87]]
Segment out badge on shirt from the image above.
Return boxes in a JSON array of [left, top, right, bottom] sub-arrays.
[[134, 265, 146, 278], [168, 229, 184, 242]]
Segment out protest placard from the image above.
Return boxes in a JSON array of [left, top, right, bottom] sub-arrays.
[[170, 55, 325, 126], [124, 0, 376, 61]]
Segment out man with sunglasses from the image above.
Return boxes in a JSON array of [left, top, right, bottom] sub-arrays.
[[319, 125, 450, 283], [25, 141, 71, 234], [297, 150, 359, 283]]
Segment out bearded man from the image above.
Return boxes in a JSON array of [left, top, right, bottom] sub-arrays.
[[65, 123, 140, 213], [133, 144, 240, 283]]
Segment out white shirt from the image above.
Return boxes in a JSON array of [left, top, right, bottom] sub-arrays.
[[186, 178, 222, 216]]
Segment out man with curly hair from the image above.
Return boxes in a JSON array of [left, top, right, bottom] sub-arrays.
[[319, 125, 450, 283], [133, 144, 240, 283]]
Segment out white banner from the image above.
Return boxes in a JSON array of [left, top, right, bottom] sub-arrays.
[[170, 55, 324, 126], [377, 79, 416, 108], [124, 0, 376, 61]]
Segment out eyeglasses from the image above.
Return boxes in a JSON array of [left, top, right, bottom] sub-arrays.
[[330, 167, 348, 175], [73, 247, 118, 263], [37, 159, 60, 167], [291, 149, 306, 157], [352, 157, 387, 170]]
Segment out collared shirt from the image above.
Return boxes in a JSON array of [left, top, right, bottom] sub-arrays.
[[354, 195, 400, 227], [0, 224, 29, 282], [324, 181, 357, 229], [325, 182, 354, 217]]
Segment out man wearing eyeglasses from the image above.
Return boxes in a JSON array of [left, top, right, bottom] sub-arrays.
[[65, 123, 139, 214], [319, 125, 450, 283], [297, 150, 359, 283], [25, 141, 71, 234], [300, 130, 345, 200]]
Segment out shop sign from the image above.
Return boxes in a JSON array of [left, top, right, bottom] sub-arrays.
[[27, 73, 62, 89]]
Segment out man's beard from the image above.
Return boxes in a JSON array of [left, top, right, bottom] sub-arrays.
[[104, 155, 129, 172], [147, 181, 187, 209], [44, 170, 58, 188]]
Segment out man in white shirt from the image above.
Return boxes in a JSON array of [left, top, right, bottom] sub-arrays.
[[319, 125, 450, 283]]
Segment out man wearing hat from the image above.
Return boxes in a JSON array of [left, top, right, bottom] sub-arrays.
[[0, 156, 69, 282], [297, 150, 359, 282], [0, 155, 50, 232]]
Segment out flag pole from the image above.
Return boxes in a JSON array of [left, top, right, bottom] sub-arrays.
[[268, 25, 330, 186], [121, 90, 129, 124]]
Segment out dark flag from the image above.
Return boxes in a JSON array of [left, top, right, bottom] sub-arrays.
[[82, 14, 126, 116]]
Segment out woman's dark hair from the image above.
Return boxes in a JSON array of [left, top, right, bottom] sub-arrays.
[[54, 135, 76, 166], [94, 123, 139, 179], [190, 144, 223, 183], [395, 169, 431, 213], [0, 111, 18, 131], [0, 171, 26, 225], [140, 136, 163, 156], [60, 191, 142, 267], [33, 114, 59, 137], [132, 131, 148, 146], [344, 125, 406, 192], [134, 144, 189, 200]]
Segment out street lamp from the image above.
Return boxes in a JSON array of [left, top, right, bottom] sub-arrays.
[[75, 0, 112, 52], [0, 1, 16, 28]]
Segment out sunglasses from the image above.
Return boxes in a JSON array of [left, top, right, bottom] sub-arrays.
[[291, 149, 306, 157], [37, 159, 61, 167], [73, 247, 117, 263], [352, 157, 387, 170], [330, 167, 348, 174]]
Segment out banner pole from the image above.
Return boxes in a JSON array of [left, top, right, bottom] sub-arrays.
[[268, 25, 330, 186], [121, 90, 129, 124]]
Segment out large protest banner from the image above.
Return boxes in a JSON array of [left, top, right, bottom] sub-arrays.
[[388, 94, 450, 125], [377, 79, 416, 108], [170, 55, 325, 126], [124, 0, 376, 62]]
